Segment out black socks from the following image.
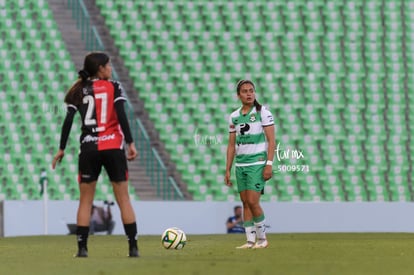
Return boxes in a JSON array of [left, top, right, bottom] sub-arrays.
[[76, 226, 89, 251], [75, 223, 139, 257], [123, 222, 138, 249]]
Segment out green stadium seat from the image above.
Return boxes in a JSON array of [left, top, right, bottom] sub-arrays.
[[89, 0, 413, 202], [0, 0, 141, 200]]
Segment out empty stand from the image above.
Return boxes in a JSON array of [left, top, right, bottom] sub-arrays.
[[1, 0, 411, 202], [0, 0, 138, 201], [94, 0, 411, 202]]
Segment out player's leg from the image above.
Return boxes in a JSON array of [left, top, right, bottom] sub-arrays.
[[245, 165, 268, 249], [77, 182, 97, 226], [104, 149, 139, 257], [112, 181, 138, 256], [75, 151, 100, 257], [235, 167, 255, 249], [75, 181, 96, 257], [112, 182, 135, 223], [237, 190, 256, 249], [244, 190, 268, 248]]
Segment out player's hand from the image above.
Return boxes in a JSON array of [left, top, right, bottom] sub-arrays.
[[127, 142, 137, 161], [263, 165, 273, 181], [52, 149, 65, 169], [224, 170, 232, 187]]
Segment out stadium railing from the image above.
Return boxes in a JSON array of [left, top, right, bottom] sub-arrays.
[[67, 0, 184, 200]]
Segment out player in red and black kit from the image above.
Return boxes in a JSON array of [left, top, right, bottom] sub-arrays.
[[52, 52, 139, 257]]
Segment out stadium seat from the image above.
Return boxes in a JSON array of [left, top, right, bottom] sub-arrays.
[[0, 0, 140, 201], [88, 0, 413, 201]]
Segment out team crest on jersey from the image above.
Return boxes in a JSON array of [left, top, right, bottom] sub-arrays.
[[250, 114, 256, 122]]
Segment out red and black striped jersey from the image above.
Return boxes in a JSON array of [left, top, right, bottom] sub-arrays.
[[61, 79, 133, 152]]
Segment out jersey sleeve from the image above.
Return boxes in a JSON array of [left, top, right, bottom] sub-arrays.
[[114, 100, 134, 144], [228, 115, 236, 133], [112, 81, 128, 103], [261, 107, 274, 127], [59, 105, 77, 150]]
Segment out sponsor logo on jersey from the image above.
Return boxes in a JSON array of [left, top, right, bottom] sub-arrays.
[[237, 141, 255, 146], [94, 85, 107, 92], [81, 133, 116, 143], [267, 115, 274, 123]]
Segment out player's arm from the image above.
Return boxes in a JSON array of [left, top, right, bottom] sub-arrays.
[[114, 99, 137, 160], [114, 99, 133, 143], [262, 108, 275, 180], [52, 105, 76, 169], [225, 132, 236, 187], [113, 81, 137, 160], [113, 81, 133, 143], [263, 124, 275, 180]]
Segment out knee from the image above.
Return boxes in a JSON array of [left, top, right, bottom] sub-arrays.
[[242, 195, 253, 205], [241, 200, 251, 211], [245, 198, 260, 209]]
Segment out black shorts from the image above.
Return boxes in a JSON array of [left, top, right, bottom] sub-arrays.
[[78, 149, 128, 183]]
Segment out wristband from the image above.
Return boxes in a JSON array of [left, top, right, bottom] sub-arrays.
[[266, 160, 273, 166]]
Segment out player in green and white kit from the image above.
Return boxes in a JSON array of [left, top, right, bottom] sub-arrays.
[[225, 80, 275, 249]]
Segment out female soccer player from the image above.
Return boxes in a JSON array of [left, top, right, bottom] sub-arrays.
[[52, 52, 139, 257], [225, 80, 275, 249]]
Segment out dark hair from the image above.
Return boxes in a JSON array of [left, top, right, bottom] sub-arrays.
[[234, 205, 242, 211], [236, 79, 262, 112], [64, 52, 110, 105]]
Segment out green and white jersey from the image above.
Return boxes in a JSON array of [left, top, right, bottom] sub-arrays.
[[228, 105, 274, 167]]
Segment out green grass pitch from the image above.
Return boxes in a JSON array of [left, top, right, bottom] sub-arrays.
[[1, 233, 414, 275]]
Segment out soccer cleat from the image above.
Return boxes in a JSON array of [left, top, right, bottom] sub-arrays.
[[236, 242, 255, 249], [128, 247, 139, 257], [74, 247, 88, 257], [252, 239, 269, 249]]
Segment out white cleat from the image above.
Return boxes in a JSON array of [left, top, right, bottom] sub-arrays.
[[236, 242, 255, 249], [252, 239, 269, 249]]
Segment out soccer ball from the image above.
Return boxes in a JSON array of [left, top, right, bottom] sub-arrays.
[[161, 227, 187, 250]]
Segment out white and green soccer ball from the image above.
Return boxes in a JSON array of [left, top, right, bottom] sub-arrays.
[[161, 227, 187, 250]]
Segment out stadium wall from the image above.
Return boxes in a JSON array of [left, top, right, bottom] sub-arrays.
[[3, 201, 414, 237]]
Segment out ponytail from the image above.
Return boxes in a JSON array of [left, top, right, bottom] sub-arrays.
[[64, 52, 110, 105], [78, 69, 90, 81], [254, 99, 262, 112], [64, 69, 90, 105]]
